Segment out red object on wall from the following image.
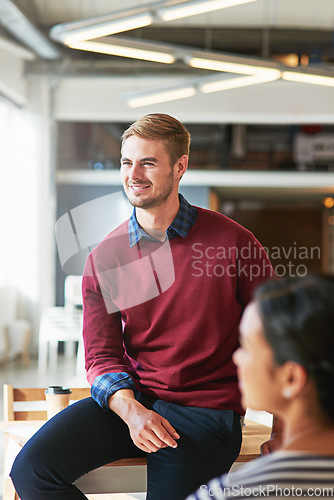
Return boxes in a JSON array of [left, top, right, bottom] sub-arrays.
[[301, 125, 323, 135]]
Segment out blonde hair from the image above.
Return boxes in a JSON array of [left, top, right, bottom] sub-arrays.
[[121, 113, 191, 165]]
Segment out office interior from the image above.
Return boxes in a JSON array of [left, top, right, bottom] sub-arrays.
[[1, 0, 334, 497]]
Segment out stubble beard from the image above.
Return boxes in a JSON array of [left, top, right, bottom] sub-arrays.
[[127, 171, 175, 210]]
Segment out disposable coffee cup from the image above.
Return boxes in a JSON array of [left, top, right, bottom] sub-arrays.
[[45, 386, 72, 419]]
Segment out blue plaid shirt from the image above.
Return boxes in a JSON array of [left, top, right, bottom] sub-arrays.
[[91, 194, 198, 411], [128, 193, 197, 247]]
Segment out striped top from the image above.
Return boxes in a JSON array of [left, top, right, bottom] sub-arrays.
[[187, 451, 334, 499]]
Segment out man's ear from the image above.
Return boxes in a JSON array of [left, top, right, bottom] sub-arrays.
[[176, 155, 188, 179]]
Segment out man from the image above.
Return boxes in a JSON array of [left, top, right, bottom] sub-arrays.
[[11, 113, 275, 500]]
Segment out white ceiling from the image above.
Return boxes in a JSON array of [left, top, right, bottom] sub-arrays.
[[17, 0, 334, 30], [1, 0, 334, 131]]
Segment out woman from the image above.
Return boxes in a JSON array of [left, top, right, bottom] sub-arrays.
[[187, 274, 334, 499]]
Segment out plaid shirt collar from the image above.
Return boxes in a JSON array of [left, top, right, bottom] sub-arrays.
[[128, 194, 197, 247]]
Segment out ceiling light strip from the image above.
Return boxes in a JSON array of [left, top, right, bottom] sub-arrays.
[[50, 0, 259, 46], [157, 0, 257, 21], [68, 40, 176, 64], [200, 71, 281, 93], [282, 71, 334, 87], [187, 56, 278, 75], [61, 13, 154, 44], [124, 70, 280, 108], [126, 86, 197, 107]]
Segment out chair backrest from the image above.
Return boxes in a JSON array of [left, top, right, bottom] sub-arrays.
[[64, 275, 83, 313], [3, 384, 90, 421]]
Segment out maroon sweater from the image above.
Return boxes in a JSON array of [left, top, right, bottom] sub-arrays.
[[82, 207, 273, 415]]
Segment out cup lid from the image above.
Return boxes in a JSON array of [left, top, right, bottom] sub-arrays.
[[45, 386, 72, 394]]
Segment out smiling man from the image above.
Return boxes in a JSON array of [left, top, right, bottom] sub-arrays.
[[11, 114, 276, 500], [120, 129, 187, 241]]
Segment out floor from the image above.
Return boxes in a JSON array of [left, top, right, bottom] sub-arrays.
[[0, 354, 145, 500]]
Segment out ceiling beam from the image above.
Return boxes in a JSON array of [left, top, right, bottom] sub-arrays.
[[0, 0, 62, 59]]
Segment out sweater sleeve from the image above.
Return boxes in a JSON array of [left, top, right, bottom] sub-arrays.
[[82, 252, 132, 387]]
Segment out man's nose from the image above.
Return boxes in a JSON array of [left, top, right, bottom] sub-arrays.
[[129, 162, 143, 180]]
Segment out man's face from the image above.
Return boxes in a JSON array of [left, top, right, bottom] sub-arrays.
[[120, 135, 179, 210]]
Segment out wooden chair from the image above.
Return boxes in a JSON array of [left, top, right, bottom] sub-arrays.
[[37, 307, 85, 375], [1, 385, 271, 500], [2, 385, 147, 500]]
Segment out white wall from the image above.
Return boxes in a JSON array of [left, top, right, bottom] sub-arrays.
[[54, 76, 334, 124], [0, 78, 56, 352], [26, 79, 57, 349], [0, 50, 27, 106]]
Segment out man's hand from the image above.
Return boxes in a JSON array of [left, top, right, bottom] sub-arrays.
[[108, 389, 180, 453], [261, 415, 284, 455], [126, 404, 180, 453]]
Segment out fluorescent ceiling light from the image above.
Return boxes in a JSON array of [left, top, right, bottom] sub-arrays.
[[124, 68, 280, 108], [48, 1, 334, 94], [61, 13, 153, 45], [68, 40, 176, 64], [158, 0, 257, 21], [200, 71, 281, 93], [282, 71, 334, 87], [125, 86, 197, 108], [187, 56, 278, 75]]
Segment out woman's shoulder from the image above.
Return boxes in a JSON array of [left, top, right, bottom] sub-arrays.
[[190, 452, 334, 500], [226, 451, 334, 484]]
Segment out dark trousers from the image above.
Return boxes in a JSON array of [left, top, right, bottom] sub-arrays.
[[10, 396, 242, 500]]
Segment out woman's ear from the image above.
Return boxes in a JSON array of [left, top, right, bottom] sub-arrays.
[[281, 361, 308, 400]]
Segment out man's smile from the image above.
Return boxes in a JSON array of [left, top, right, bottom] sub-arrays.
[[128, 184, 151, 193]]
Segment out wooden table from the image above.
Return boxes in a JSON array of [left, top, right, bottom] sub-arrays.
[[0, 419, 271, 499], [238, 419, 271, 462]]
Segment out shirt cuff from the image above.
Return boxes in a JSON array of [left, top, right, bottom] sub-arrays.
[[91, 372, 137, 411]]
